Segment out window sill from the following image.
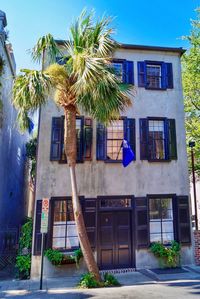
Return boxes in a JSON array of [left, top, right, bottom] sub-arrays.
[[145, 87, 167, 91], [148, 159, 171, 163]]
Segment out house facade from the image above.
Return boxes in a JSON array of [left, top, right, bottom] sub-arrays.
[[31, 42, 193, 278], [0, 10, 29, 272]]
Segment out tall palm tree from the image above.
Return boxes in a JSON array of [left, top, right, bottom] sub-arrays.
[[13, 10, 133, 281]]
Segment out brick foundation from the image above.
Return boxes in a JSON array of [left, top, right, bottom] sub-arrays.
[[194, 231, 200, 265]]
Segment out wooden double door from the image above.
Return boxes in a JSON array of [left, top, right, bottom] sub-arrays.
[[98, 210, 134, 269]]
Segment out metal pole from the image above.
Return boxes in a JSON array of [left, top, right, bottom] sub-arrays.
[[191, 147, 198, 230], [39, 233, 45, 290]]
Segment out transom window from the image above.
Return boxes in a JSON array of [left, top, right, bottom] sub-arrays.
[[106, 120, 124, 160], [52, 199, 79, 251], [148, 120, 165, 160], [146, 64, 161, 89], [149, 197, 174, 244], [100, 198, 131, 209]]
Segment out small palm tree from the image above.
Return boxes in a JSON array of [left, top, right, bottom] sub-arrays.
[[13, 11, 133, 281]]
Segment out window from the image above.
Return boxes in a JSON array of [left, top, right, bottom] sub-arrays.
[[60, 118, 82, 162], [148, 120, 165, 160], [52, 199, 79, 251], [146, 64, 161, 89], [140, 118, 177, 161], [96, 118, 136, 162], [111, 60, 134, 84], [50, 116, 93, 162], [111, 62, 123, 81], [149, 197, 174, 244], [137, 61, 173, 89], [106, 120, 124, 160]]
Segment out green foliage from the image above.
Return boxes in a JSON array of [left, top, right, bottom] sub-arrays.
[[150, 241, 181, 268], [26, 137, 37, 180], [45, 248, 83, 267], [103, 273, 120, 287], [73, 248, 83, 267], [15, 255, 31, 279], [18, 217, 33, 252], [78, 272, 101, 288], [182, 8, 200, 177], [15, 218, 33, 279], [45, 248, 64, 265], [78, 272, 120, 288]]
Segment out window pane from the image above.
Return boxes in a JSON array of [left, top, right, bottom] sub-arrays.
[[162, 233, 174, 244], [149, 198, 161, 219], [54, 201, 66, 222], [53, 225, 66, 238], [150, 233, 162, 242], [161, 198, 173, 219], [52, 238, 65, 249], [66, 237, 79, 249], [162, 221, 174, 233], [106, 120, 124, 160], [150, 221, 161, 233], [146, 65, 161, 88], [148, 120, 165, 160]]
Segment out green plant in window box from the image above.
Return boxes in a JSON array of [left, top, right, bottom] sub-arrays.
[[150, 241, 181, 268], [45, 248, 83, 267]]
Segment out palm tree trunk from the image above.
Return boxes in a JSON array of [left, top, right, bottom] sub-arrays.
[[64, 105, 101, 281]]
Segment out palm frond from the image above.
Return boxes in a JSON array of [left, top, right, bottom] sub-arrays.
[[13, 69, 52, 112], [16, 109, 33, 133], [31, 34, 62, 64]]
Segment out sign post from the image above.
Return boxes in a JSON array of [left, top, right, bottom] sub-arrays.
[[40, 198, 49, 290]]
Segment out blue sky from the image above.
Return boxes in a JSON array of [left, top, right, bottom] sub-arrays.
[[1, 0, 200, 72]]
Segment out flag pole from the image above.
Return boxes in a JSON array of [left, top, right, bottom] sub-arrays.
[[116, 141, 123, 160]]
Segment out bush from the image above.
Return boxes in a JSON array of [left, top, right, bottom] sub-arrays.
[[16, 255, 31, 279], [150, 241, 181, 268], [78, 272, 120, 289], [104, 273, 120, 287], [45, 249, 64, 265], [78, 272, 101, 288], [15, 218, 33, 279]]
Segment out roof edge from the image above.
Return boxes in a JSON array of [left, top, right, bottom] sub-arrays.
[[55, 39, 186, 55]]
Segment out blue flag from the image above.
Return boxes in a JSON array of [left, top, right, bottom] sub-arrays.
[[28, 119, 34, 134], [122, 139, 135, 167]]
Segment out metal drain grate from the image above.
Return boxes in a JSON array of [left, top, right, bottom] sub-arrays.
[[100, 268, 136, 275]]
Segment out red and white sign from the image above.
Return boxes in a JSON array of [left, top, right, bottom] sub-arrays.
[[40, 198, 49, 233]]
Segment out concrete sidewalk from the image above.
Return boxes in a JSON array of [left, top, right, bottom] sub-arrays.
[[0, 266, 200, 298]]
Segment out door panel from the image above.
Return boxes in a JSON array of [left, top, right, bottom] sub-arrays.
[[99, 210, 133, 269]]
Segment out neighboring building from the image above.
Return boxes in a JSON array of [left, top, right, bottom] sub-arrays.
[[0, 10, 28, 272], [31, 42, 193, 278]]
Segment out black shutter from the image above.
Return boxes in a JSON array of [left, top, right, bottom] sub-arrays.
[[161, 62, 167, 89], [33, 200, 42, 255], [177, 196, 191, 244], [168, 119, 177, 160], [96, 123, 106, 160], [83, 198, 97, 250], [124, 61, 134, 84], [126, 118, 136, 159], [135, 197, 149, 248], [140, 118, 148, 160], [84, 118, 93, 160], [50, 117, 62, 161], [165, 63, 173, 89], [137, 61, 145, 87], [77, 117, 84, 162]]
